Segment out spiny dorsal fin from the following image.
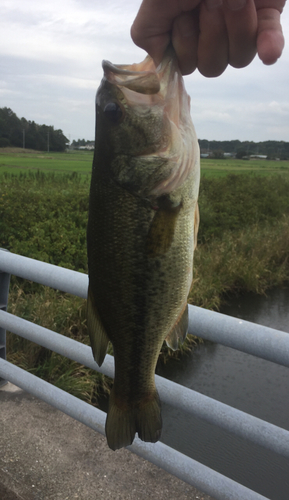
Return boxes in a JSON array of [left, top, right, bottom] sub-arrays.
[[87, 285, 109, 367], [165, 304, 188, 351]]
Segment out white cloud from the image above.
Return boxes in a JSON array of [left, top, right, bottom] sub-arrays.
[[35, 74, 98, 90], [0, 0, 288, 142], [193, 97, 289, 141]]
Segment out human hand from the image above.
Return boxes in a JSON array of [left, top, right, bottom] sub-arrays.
[[131, 0, 286, 76]]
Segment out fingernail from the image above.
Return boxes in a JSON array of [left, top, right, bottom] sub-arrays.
[[205, 0, 223, 10], [226, 0, 246, 11]]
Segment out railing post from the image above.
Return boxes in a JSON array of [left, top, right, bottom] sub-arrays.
[[0, 249, 11, 387]]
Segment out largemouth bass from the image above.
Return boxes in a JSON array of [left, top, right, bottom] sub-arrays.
[[87, 49, 200, 450]]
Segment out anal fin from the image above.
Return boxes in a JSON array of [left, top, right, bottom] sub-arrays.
[[87, 285, 109, 367], [165, 304, 188, 351]]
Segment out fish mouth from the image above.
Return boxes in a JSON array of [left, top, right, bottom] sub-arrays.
[[102, 49, 196, 197], [102, 47, 186, 114], [102, 57, 160, 95]]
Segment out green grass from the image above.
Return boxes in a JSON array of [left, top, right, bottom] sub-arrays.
[[1, 148, 289, 178], [0, 148, 93, 176], [1, 152, 289, 404], [190, 215, 289, 310], [201, 158, 289, 178], [7, 286, 112, 404]]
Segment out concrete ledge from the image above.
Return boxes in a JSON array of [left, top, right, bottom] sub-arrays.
[[0, 384, 212, 500]]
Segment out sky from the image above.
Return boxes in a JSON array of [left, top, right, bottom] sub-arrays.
[[1, 0, 288, 143]]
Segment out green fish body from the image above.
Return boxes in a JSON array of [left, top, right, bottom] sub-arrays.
[[87, 50, 200, 450]]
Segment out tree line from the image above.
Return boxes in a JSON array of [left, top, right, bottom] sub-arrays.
[[199, 139, 289, 160], [0, 107, 68, 152], [1, 107, 288, 158], [71, 138, 94, 148]]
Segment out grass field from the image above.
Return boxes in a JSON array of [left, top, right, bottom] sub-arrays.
[[2, 147, 289, 401], [0, 148, 93, 176], [201, 158, 289, 177], [1, 147, 289, 178]]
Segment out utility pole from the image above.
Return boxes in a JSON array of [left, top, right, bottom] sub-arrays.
[[47, 130, 49, 153], [23, 129, 25, 149]]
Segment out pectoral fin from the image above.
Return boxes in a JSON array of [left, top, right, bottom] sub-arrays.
[[165, 304, 188, 351], [146, 205, 181, 257], [87, 285, 109, 367]]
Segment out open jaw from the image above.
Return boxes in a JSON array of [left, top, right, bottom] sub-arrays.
[[102, 52, 197, 197], [102, 50, 185, 116]]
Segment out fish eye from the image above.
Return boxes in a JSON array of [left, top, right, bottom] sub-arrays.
[[103, 102, 123, 124]]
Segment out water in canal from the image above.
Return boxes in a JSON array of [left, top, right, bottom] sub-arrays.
[[157, 287, 289, 500]]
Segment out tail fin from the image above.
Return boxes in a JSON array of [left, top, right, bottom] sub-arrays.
[[105, 387, 162, 450]]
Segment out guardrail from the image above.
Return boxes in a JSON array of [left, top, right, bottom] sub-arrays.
[[0, 249, 289, 500], [0, 249, 10, 387]]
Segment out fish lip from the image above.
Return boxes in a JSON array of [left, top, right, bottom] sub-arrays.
[[101, 47, 180, 98], [102, 45, 178, 80], [102, 60, 153, 77], [102, 58, 161, 95]]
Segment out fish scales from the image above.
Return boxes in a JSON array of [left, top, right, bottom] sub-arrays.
[[87, 48, 200, 450]]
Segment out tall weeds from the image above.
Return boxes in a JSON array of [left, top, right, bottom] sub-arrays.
[[1, 172, 289, 398], [190, 215, 289, 310], [7, 286, 112, 404]]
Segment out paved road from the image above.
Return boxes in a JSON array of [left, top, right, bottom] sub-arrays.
[[0, 382, 214, 500]]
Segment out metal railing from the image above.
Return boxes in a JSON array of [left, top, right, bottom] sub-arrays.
[[0, 249, 289, 500], [0, 249, 10, 387]]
